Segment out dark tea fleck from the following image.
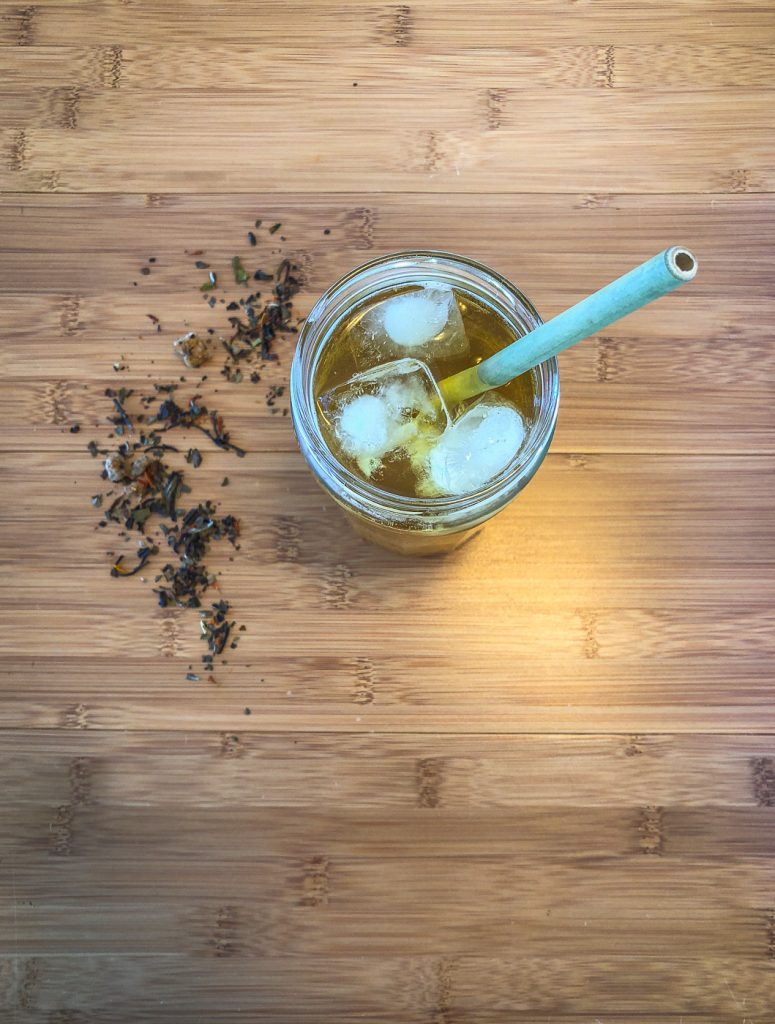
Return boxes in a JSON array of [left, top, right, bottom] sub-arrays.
[[111, 545, 156, 577]]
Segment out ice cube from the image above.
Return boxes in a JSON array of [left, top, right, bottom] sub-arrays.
[[320, 358, 451, 479], [382, 288, 452, 347], [337, 394, 393, 457], [353, 285, 469, 368], [419, 394, 526, 497]]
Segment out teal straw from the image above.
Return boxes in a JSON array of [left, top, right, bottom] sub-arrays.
[[439, 246, 698, 406]]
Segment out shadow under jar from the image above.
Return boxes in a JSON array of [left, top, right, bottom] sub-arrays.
[[290, 251, 560, 556]]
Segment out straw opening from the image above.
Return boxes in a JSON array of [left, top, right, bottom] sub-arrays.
[[666, 246, 697, 281]]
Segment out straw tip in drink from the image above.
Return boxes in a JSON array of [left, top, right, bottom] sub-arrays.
[[666, 246, 698, 281]]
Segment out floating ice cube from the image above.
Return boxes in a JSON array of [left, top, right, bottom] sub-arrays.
[[337, 394, 392, 458], [352, 285, 469, 368], [320, 357, 451, 479], [419, 394, 526, 497], [383, 288, 451, 347]]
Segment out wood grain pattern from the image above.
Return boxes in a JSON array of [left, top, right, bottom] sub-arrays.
[[1, 0, 774, 1020], [3, 44, 775, 92], [3, 91, 774, 193], [2, 957, 775, 1024], [1, 0, 773, 47]]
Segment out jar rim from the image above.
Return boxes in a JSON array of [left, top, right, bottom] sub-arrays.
[[291, 250, 560, 528]]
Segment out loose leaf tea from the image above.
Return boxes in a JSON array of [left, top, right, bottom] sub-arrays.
[[87, 215, 309, 681], [174, 332, 210, 369], [200, 599, 234, 655], [220, 258, 301, 381], [106, 387, 133, 434], [147, 392, 246, 457], [111, 545, 156, 577]]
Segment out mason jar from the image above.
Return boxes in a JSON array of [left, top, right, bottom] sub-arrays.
[[290, 251, 560, 555]]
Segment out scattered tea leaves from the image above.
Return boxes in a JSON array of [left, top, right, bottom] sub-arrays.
[[220, 257, 301, 382], [266, 383, 285, 407], [106, 387, 133, 433], [173, 332, 210, 368], [90, 215, 306, 686], [111, 545, 156, 577], [150, 393, 246, 457], [200, 599, 234, 655]]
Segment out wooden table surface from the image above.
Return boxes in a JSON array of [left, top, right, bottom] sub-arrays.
[[2, 2, 775, 1021]]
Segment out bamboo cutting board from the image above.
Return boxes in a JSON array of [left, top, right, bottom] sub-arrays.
[[2, 2, 775, 1021]]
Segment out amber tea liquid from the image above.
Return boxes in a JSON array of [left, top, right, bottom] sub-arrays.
[[314, 283, 538, 498]]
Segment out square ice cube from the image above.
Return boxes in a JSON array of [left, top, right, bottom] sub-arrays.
[[418, 394, 527, 497], [319, 357, 451, 479], [351, 285, 469, 369]]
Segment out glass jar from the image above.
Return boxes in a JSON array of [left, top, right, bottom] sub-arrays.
[[290, 251, 560, 555]]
